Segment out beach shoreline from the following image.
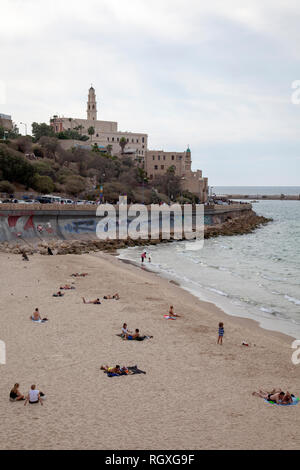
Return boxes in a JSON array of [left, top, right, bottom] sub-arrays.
[[0, 251, 299, 450], [118, 254, 295, 344]]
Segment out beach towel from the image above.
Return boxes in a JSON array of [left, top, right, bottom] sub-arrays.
[[31, 318, 48, 323], [116, 334, 152, 341], [106, 366, 146, 377], [264, 397, 299, 406], [163, 315, 176, 320]]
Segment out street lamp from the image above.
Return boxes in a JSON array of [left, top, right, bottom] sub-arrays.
[[20, 122, 27, 135]]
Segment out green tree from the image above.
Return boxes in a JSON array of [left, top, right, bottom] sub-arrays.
[[32, 122, 55, 142], [119, 137, 127, 154], [88, 126, 95, 141], [0, 145, 36, 187], [65, 175, 86, 195], [32, 174, 55, 193], [92, 143, 101, 153], [0, 180, 15, 194]]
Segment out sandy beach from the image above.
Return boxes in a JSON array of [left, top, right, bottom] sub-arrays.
[[0, 250, 299, 450]]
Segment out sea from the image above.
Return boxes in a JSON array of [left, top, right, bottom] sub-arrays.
[[118, 187, 300, 339]]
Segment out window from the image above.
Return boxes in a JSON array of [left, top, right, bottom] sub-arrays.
[[107, 137, 109, 141], [142, 137, 145, 143], [154, 165, 158, 170], [127, 138, 129, 142], [112, 137, 114, 142], [96, 133, 99, 137], [171, 155, 174, 160], [153, 156, 155, 160], [117, 137, 119, 141], [158, 155, 160, 160], [136, 139, 139, 143], [163, 155, 166, 160], [132, 138, 134, 143], [161, 165, 164, 170]]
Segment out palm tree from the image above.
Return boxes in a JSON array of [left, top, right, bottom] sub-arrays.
[[119, 137, 127, 154], [88, 126, 95, 142]]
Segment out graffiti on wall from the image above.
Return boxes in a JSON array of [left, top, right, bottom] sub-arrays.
[[0, 215, 53, 237], [63, 219, 97, 233]]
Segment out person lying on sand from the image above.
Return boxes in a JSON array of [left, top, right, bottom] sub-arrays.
[[100, 365, 122, 374], [53, 291, 64, 297], [252, 390, 285, 403], [103, 293, 120, 300], [125, 329, 140, 340], [60, 285, 75, 290], [123, 328, 153, 341], [281, 392, 294, 404], [30, 308, 48, 322], [82, 297, 101, 304], [169, 305, 181, 317], [9, 383, 25, 401], [71, 272, 88, 277], [24, 384, 45, 406]]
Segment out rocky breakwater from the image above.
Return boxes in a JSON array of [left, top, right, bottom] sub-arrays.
[[204, 210, 272, 239]]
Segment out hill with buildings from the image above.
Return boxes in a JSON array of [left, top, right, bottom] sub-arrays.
[[0, 134, 199, 204]]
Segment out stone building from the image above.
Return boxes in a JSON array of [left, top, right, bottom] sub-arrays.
[[50, 86, 208, 202], [0, 113, 13, 131], [145, 148, 208, 202], [50, 86, 148, 161]]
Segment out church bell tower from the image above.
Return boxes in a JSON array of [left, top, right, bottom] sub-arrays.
[[87, 86, 97, 121]]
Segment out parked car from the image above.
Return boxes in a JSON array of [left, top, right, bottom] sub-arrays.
[[61, 198, 74, 204]]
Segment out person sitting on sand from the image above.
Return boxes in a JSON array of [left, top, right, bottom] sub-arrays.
[[100, 365, 121, 374], [30, 308, 48, 322], [22, 252, 29, 261], [24, 384, 44, 406], [47, 247, 53, 256], [121, 323, 131, 337], [103, 293, 120, 300], [169, 305, 181, 317], [9, 383, 25, 401], [60, 285, 75, 290], [82, 297, 101, 304], [252, 390, 285, 403], [53, 291, 64, 297]]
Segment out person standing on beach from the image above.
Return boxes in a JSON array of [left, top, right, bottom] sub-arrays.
[[141, 252, 146, 263], [218, 322, 224, 344]]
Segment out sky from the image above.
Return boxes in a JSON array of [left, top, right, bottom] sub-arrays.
[[1, 0, 300, 185]]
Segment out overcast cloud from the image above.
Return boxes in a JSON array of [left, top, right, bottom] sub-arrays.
[[1, 0, 300, 185]]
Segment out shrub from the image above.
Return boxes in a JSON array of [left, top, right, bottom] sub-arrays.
[[0, 180, 15, 194], [65, 175, 86, 195], [32, 174, 55, 193], [0, 144, 36, 187]]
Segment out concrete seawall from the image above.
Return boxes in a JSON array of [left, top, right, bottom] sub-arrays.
[[0, 203, 252, 244]]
